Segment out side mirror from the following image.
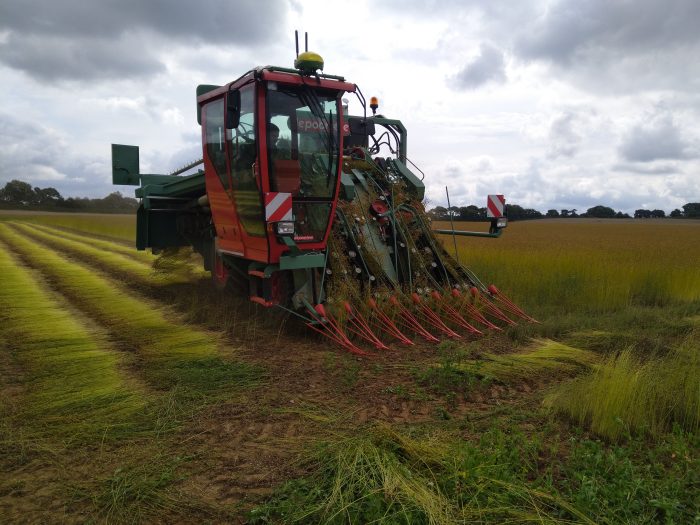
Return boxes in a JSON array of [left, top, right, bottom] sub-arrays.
[[226, 90, 241, 129]]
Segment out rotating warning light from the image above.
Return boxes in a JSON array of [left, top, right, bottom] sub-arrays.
[[294, 51, 324, 74], [370, 96, 379, 115]]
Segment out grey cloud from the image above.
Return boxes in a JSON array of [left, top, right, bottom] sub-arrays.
[[511, 0, 700, 94], [381, 0, 700, 94], [0, 0, 285, 43], [548, 111, 582, 159], [0, 112, 108, 196], [452, 43, 506, 89], [528, 179, 676, 215], [518, 0, 700, 65], [0, 0, 288, 81], [619, 115, 692, 163], [430, 154, 696, 214], [611, 163, 680, 175], [378, 0, 536, 25], [147, 142, 203, 176], [0, 34, 165, 82], [474, 159, 545, 205]]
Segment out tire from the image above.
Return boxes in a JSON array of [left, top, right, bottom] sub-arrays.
[[211, 247, 230, 291]]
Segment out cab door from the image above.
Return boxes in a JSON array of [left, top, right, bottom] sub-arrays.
[[202, 84, 267, 262]]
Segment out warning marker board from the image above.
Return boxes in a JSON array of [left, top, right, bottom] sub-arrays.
[[264, 192, 293, 222], [486, 194, 505, 218]]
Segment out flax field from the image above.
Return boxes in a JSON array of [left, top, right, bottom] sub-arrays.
[[1, 212, 698, 524]]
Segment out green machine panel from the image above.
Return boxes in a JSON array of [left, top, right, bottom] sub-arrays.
[[112, 144, 140, 186]]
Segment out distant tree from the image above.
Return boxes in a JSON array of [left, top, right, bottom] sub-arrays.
[[634, 209, 652, 219], [682, 203, 700, 218], [524, 208, 543, 219], [546, 209, 559, 217], [586, 205, 616, 218], [458, 205, 483, 220], [428, 206, 448, 220], [34, 186, 63, 206], [650, 209, 666, 218], [505, 204, 525, 220], [62, 197, 89, 210], [505, 204, 542, 221], [560, 209, 570, 217], [0, 180, 36, 206], [570, 209, 578, 217], [615, 211, 631, 218], [670, 208, 683, 218], [447, 206, 461, 218], [98, 191, 138, 211]]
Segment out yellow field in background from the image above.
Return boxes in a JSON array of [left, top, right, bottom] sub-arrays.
[[3, 211, 698, 313], [436, 218, 700, 311], [0, 210, 135, 241]]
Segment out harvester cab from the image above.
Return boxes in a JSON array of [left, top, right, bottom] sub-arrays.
[[196, 57, 353, 287], [111, 42, 535, 355]]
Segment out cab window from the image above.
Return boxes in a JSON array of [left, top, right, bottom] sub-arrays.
[[228, 85, 264, 236], [203, 99, 228, 190]]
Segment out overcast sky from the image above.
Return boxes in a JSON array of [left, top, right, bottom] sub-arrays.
[[1, 0, 698, 213]]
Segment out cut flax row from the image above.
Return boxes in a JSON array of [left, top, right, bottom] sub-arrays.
[[547, 333, 700, 440], [0, 224, 259, 401], [0, 232, 147, 442]]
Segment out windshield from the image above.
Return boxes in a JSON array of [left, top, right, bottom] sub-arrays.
[[266, 83, 340, 200]]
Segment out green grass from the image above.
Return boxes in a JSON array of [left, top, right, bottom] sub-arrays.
[[547, 330, 700, 440], [249, 424, 596, 524], [69, 452, 202, 524], [0, 224, 261, 399], [253, 420, 699, 525]]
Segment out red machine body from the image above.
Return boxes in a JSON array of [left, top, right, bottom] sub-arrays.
[[197, 69, 355, 265]]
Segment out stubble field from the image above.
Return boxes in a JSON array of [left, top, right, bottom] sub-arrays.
[[1, 213, 698, 523]]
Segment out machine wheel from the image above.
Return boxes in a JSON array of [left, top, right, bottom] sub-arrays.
[[211, 249, 230, 291]]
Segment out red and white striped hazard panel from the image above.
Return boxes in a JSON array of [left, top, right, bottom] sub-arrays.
[[486, 194, 505, 218], [264, 192, 293, 222]]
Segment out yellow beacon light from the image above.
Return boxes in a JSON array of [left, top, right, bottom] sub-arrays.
[[370, 96, 379, 115]]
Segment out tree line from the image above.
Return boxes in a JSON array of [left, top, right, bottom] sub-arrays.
[[0, 180, 138, 212], [428, 203, 700, 221], [2, 178, 698, 219]]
